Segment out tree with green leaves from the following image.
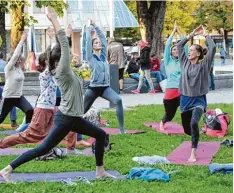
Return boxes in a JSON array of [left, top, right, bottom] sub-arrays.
[[163, 1, 201, 37], [195, 1, 233, 52], [8, 0, 68, 52]]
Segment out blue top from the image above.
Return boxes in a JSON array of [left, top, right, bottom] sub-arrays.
[[164, 35, 188, 89], [86, 26, 110, 87]]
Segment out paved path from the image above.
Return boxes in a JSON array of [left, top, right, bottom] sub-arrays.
[[25, 88, 233, 111]]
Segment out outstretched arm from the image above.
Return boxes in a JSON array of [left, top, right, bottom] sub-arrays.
[[86, 26, 94, 61], [5, 32, 28, 72], [81, 25, 87, 61], [164, 22, 177, 66], [46, 7, 70, 73], [202, 26, 216, 71], [92, 23, 107, 58]]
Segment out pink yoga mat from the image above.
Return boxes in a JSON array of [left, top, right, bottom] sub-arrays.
[[0, 148, 93, 156], [86, 128, 145, 145], [144, 122, 184, 135], [167, 141, 220, 165]]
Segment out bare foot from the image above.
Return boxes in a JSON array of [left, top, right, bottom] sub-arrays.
[[96, 166, 116, 179], [159, 121, 165, 130], [188, 148, 197, 162], [96, 171, 116, 179], [0, 165, 13, 183]]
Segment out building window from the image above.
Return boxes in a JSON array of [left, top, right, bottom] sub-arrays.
[[33, 1, 45, 13], [67, 0, 78, 13]]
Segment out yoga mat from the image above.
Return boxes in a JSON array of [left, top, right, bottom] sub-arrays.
[[0, 124, 13, 129], [167, 141, 221, 165], [144, 122, 184, 135], [102, 128, 145, 135], [87, 128, 145, 145], [0, 170, 124, 183], [0, 130, 18, 135], [0, 148, 94, 156]]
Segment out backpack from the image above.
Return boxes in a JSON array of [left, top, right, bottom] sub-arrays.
[[83, 106, 101, 126], [91, 134, 113, 154], [36, 147, 66, 161], [203, 109, 230, 138]]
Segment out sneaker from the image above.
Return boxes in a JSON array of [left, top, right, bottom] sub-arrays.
[[131, 89, 140, 94], [148, 89, 156, 94], [11, 121, 19, 128], [65, 149, 84, 155]]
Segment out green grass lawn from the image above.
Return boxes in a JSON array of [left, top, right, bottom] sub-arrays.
[[0, 104, 232, 193]]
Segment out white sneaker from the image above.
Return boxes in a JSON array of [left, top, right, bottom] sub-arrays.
[[65, 149, 84, 156]]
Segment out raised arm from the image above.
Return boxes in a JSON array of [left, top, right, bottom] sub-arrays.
[[163, 33, 174, 66], [177, 26, 189, 56], [81, 26, 87, 61], [86, 26, 94, 61], [20, 42, 28, 67], [177, 37, 189, 67], [94, 26, 107, 58], [46, 7, 70, 73], [203, 35, 216, 70], [5, 32, 27, 72], [164, 23, 180, 66]]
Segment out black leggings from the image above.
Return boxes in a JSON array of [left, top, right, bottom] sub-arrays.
[[162, 96, 180, 123], [10, 111, 106, 169], [0, 96, 33, 124], [181, 108, 204, 148]]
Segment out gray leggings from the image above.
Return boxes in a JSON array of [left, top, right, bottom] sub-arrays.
[[137, 69, 154, 90], [84, 86, 124, 132]]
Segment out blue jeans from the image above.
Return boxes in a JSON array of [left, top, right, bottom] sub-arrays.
[[129, 73, 150, 90], [84, 86, 124, 133], [10, 111, 106, 169], [0, 87, 17, 122], [150, 71, 163, 82], [209, 68, 215, 90]]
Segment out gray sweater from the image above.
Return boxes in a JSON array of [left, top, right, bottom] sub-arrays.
[[55, 30, 84, 117], [177, 36, 216, 97]]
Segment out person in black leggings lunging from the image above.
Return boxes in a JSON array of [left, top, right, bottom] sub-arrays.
[[0, 7, 115, 183]]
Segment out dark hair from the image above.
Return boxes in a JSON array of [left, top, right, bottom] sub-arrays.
[[202, 47, 208, 56], [49, 44, 61, 72], [92, 38, 98, 47], [37, 52, 47, 72], [192, 44, 204, 60], [0, 52, 3, 59]]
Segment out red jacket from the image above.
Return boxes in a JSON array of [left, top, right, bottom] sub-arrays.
[[150, 57, 160, 71]]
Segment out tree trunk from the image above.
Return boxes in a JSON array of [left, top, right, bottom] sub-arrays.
[[10, 3, 25, 52], [148, 1, 166, 59], [136, 1, 148, 42], [136, 1, 166, 59], [0, 8, 6, 60]]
